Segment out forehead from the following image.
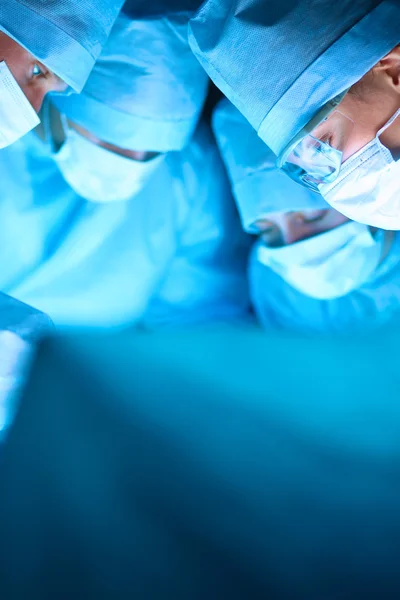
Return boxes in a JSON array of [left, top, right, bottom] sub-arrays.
[[263, 209, 329, 221], [0, 31, 33, 60], [257, 209, 349, 231]]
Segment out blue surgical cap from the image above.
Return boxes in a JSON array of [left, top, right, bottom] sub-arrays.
[[190, 0, 400, 156], [212, 100, 329, 232], [0, 0, 124, 92], [52, 13, 209, 152], [122, 0, 202, 18], [250, 233, 400, 334]]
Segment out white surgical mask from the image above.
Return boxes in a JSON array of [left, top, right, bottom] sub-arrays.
[[319, 109, 400, 230], [54, 125, 165, 203], [0, 61, 40, 149], [256, 221, 385, 300]]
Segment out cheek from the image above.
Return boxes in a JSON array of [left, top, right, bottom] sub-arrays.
[[1, 57, 28, 86], [341, 127, 375, 163], [22, 80, 50, 112]]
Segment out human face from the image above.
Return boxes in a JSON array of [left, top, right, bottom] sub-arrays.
[[279, 46, 400, 189], [52, 113, 165, 203], [254, 208, 349, 247], [311, 91, 399, 165], [0, 32, 66, 112]]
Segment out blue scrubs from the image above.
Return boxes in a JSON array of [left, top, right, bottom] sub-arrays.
[[0, 12, 250, 328], [249, 236, 400, 334], [213, 99, 400, 334], [0, 124, 250, 328]]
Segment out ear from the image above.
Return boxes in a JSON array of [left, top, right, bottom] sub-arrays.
[[373, 45, 400, 91]]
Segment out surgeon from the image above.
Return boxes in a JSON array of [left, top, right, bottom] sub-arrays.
[[213, 99, 400, 334], [0, 0, 124, 150], [0, 14, 250, 328], [189, 0, 400, 230]]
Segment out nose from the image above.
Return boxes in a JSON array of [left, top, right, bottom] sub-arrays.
[[280, 213, 310, 245], [24, 76, 66, 113], [28, 90, 46, 113]]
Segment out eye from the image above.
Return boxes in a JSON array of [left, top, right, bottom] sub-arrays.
[[254, 219, 276, 233], [254, 220, 283, 247], [32, 63, 48, 78], [301, 209, 328, 224]]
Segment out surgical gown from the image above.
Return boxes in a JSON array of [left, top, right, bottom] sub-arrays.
[[0, 124, 250, 328], [249, 236, 400, 334], [212, 99, 400, 334]]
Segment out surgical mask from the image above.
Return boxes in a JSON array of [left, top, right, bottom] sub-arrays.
[[319, 109, 400, 230], [256, 221, 385, 300], [0, 61, 40, 149], [54, 124, 165, 203]]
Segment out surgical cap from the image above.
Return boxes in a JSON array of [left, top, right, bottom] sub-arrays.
[[212, 100, 329, 232], [0, 0, 124, 92], [122, 0, 202, 18], [189, 0, 400, 156], [52, 13, 209, 152], [250, 233, 400, 334]]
